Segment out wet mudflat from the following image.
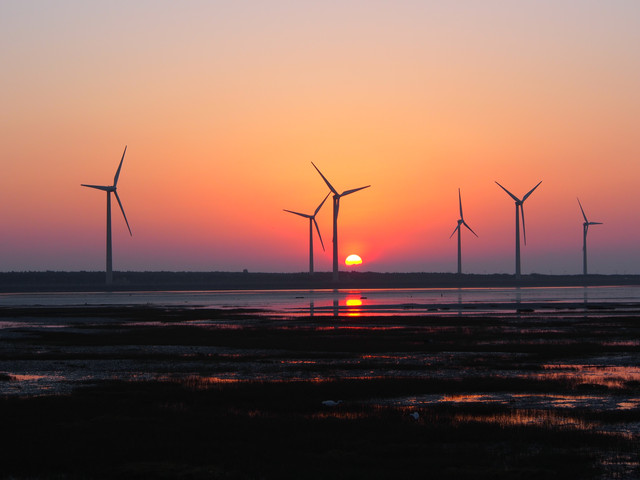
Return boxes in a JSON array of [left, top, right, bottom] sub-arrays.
[[1, 304, 640, 479]]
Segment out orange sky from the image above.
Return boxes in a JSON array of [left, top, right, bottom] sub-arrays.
[[1, 1, 639, 274]]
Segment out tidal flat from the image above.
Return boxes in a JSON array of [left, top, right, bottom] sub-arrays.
[[1, 303, 640, 479]]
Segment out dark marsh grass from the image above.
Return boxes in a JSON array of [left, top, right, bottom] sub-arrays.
[[0, 378, 620, 479], [1, 304, 640, 478]]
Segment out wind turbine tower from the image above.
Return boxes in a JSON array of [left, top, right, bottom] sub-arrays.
[[81, 146, 132, 284], [284, 193, 330, 274], [450, 188, 478, 274], [578, 198, 602, 275], [311, 163, 370, 282], [496, 180, 542, 278]]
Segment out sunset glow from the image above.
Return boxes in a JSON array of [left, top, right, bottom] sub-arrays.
[[1, 2, 640, 274]]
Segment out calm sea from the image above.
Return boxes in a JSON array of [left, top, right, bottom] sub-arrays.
[[2, 285, 639, 316]]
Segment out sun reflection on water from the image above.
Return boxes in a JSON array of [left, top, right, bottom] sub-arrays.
[[345, 297, 363, 317]]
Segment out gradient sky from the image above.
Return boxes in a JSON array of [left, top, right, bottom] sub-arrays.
[[2, 1, 639, 274]]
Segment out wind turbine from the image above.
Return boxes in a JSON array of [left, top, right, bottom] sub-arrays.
[[284, 193, 330, 274], [311, 162, 370, 282], [81, 146, 132, 285], [578, 198, 602, 275], [450, 188, 478, 275], [495, 180, 542, 278]]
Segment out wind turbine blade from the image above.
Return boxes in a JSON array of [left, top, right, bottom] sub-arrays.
[[313, 218, 325, 251], [449, 225, 460, 239], [521, 203, 527, 245], [589, 222, 603, 225], [522, 180, 542, 202], [314, 192, 330, 217], [113, 146, 127, 186], [81, 184, 111, 192], [311, 162, 338, 195], [495, 181, 520, 202], [458, 188, 463, 219], [114, 191, 132, 236], [283, 209, 312, 219], [577, 198, 588, 223], [341, 185, 371, 196], [463, 221, 478, 237]]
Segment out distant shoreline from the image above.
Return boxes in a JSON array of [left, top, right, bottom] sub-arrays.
[[1, 271, 639, 293]]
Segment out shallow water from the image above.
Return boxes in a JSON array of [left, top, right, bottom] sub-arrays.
[[2, 286, 639, 479], [2, 285, 640, 445], [2, 285, 640, 315]]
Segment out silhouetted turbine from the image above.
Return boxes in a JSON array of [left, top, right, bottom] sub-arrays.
[[496, 180, 542, 278], [311, 163, 370, 282], [81, 146, 132, 285], [449, 188, 478, 275], [578, 198, 602, 275], [284, 193, 330, 274]]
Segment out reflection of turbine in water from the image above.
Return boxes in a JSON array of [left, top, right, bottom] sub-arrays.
[[577, 198, 603, 276], [496, 181, 542, 278], [283, 193, 330, 274], [583, 286, 589, 305], [450, 188, 478, 274], [515, 287, 522, 316], [81, 146, 132, 285], [311, 162, 370, 282]]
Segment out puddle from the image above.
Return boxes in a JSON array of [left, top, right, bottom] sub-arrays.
[[539, 364, 640, 388]]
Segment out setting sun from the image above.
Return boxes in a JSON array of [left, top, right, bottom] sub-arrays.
[[345, 254, 363, 266]]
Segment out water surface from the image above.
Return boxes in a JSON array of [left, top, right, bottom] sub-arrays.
[[2, 285, 639, 315]]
